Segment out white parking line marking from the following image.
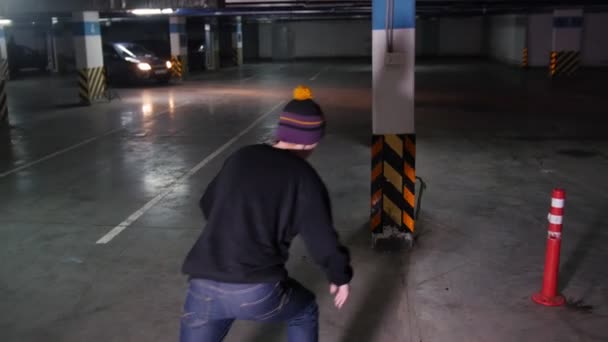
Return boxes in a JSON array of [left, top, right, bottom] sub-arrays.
[[309, 66, 329, 81], [95, 100, 285, 244]]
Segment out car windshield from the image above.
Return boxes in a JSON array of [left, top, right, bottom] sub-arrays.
[[115, 43, 153, 58]]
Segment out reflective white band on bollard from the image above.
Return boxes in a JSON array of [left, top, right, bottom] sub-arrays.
[[551, 198, 565, 208], [548, 213, 563, 225]]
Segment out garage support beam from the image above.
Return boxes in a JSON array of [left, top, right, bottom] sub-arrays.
[[233, 16, 243, 66], [0, 25, 7, 125], [46, 19, 59, 73], [205, 19, 220, 71], [550, 9, 583, 77], [72, 11, 105, 105], [371, 0, 417, 245], [0, 25, 8, 80], [170, 16, 188, 79]]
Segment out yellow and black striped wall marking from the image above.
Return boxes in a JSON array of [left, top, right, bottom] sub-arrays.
[[78, 67, 106, 104], [371, 134, 416, 234], [522, 48, 528, 68], [0, 59, 8, 80], [171, 55, 183, 79], [550, 51, 580, 77], [0, 78, 8, 125]]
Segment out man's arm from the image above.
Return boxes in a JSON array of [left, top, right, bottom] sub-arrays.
[[293, 175, 353, 287]]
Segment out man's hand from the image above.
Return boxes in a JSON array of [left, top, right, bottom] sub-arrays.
[[330, 283, 350, 309]]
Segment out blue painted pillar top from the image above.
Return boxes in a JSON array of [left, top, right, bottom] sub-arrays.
[[372, 0, 415, 30]]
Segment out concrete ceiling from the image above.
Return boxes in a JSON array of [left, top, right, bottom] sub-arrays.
[[1, 0, 607, 18]]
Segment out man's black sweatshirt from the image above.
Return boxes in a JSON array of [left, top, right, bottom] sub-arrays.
[[182, 144, 353, 286]]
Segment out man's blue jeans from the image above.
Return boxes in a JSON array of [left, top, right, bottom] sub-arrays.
[[180, 278, 319, 342]]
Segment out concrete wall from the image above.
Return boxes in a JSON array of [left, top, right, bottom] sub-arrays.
[[582, 13, 608, 67], [258, 20, 371, 59], [416, 19, 440, 56], [527, 13, 553, 67], [438, 17, 483, 56], [258, 23, 272, 59], [242, 22, 259, 60], [487, 15, 527, 65], [290, 20, 371, 58]]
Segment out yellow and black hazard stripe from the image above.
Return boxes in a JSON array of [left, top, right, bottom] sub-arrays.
[[371, 134, 416, 234], [171, 55, 183, 79], [0, 78, 8, 125], [550, 51, 580, 77], [232, 48, 243, 66], [522, 48, 528, 68], [78, 67, 106, 104], [0, 59, 9, 80]]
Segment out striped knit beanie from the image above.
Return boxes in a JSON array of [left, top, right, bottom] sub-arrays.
[[276, 86, 325, 145]]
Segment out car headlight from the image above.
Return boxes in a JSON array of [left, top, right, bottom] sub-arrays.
[[166, 61, 172, 69], [137, 63, 152, 71]]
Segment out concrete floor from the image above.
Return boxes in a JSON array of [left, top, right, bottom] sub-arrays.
[[1, 61, 607, 342]]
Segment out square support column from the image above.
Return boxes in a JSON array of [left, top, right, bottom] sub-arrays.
[[371, 0, 417, 244], [170, 16, 188, 79], [205, 19, 219, 71], [0, 25, 9, 80], [72, 11, 105, 105], [232, 16, 243, 66], [551, 9, 583, 77]]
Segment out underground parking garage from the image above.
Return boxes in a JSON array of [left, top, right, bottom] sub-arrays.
[[1, 1, 608, 341]]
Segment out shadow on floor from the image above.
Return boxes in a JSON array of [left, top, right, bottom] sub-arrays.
[[244, 223, 410, 342], [560, 210, 608, 294], [54, 102, 88, 110], [0, 124, 14, 165], [340, 235, 410, 342]]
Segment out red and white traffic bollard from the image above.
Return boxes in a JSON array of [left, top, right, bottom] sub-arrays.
[[532, 188, 566, 306]]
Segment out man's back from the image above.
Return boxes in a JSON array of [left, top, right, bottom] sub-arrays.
[[182, 144, 338, 284]]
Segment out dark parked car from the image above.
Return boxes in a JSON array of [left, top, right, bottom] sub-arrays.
[[103, 42, 172, 84]]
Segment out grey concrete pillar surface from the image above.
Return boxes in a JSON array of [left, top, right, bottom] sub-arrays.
[[551, 9, 583, 76], [213, 19, 220, 69], [47, 19, 59, 73], [232, 16, 243, 65], [0, 26, 7, 125], [205, 19, 219, 70], [72, 11, 106, 104], [0, 25, 8, 80]]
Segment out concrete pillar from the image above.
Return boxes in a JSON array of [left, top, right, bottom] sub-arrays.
[[232, 16, 243, 66], [46, 18, 59, 73], [551, 9, 583, 77], [370, 0, 417, 246], [73, 11, 105, 104], [0, 25, 7, 126], [205, 19, 219, 71], [0, 25, 8, 80], [169, 16, 188, 79], [213, 20, 220, 69]]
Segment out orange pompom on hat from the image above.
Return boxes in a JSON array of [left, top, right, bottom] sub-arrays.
[[276, 85, 326, 145]]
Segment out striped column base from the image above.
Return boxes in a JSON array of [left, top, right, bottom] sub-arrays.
[[371, 134, 416, 235], [0, 59, 9, 80], [233, 48, 243, 66], [0, 78, 7, 125], [550, 51, 581, 77], [171, 55, 188, 79], [78, 67, 106, 104]]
